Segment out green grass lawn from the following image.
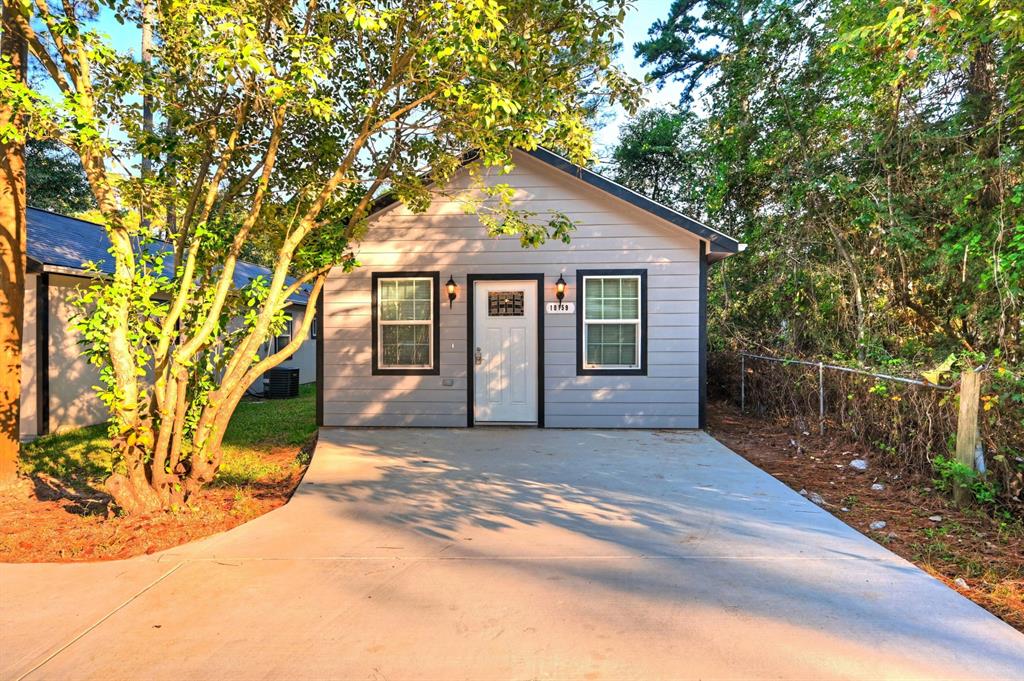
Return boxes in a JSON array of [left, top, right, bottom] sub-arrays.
[[222, 382, 317, 452], [20, 383, 318, 490]]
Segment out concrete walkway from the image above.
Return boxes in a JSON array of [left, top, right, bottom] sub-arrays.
[[2, 429, 1023, 680]]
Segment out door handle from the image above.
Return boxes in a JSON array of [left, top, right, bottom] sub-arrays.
[[474, 347, 483, 365]]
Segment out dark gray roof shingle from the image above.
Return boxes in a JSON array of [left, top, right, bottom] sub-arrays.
[[26, 207, 309, 305]]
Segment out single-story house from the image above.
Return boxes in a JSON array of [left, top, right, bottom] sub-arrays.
[[18, 208, 316, 440], [318, 148, 742, 429]]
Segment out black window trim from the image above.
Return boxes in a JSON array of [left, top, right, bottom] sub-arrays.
[[275, 310, 294, 359], [576, 268, 648, 376], [371, 271, 442, 376]]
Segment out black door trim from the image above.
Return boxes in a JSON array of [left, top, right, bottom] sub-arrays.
[[466, 274, 545, 428]]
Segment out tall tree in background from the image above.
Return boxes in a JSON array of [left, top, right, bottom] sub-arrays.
[[0, 5, 28, 478], [621, 0, 1022, 364], [7, 0, 639, 512], [635, 0, 812, 235], [25, 140, 94, 214], [611, 107, 703, 212]]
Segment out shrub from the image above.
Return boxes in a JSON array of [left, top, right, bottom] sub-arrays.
[[710, 352, 1023, 516]]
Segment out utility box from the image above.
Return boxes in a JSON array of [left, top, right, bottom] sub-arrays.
[[265, 366, 300, 399]]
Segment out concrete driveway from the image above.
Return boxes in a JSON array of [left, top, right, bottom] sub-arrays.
[[2, 428, 1023, 680]]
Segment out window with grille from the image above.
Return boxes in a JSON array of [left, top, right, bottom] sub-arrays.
[[579, 270, 646, 374], [372, 273, 440, 375]]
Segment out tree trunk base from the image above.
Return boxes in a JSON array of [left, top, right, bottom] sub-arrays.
[[106, 472, 165, 515]]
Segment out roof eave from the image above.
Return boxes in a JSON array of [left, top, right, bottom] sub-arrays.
[[524, 147, 741, 254], [26, 261, 309, 304], [35, 262, 93, 278]]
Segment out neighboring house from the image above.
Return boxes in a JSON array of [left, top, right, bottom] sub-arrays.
[[319, 148, 742, 429], [18, 208, 316, 440]]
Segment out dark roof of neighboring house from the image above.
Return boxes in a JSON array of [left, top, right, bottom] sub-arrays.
[[367, 147, 743, 258], [26, 207, 309, 305]]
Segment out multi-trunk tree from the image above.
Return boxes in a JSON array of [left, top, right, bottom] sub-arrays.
[[4, 0, 639, 512]]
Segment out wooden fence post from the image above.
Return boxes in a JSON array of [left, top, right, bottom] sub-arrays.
[[818, 362, 825, 436], [954, 370, 982, 505], [740, 354, 745, 413]]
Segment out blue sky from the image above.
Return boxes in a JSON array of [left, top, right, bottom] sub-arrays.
[[595, 1, 682, 157]]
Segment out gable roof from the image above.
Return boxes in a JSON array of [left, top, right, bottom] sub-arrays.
[[366, 146, 742, 258], [26, 207, 309, 305], [524, 148, 741, 256]]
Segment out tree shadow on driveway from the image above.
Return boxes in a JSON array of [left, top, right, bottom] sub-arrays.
[[280, 427, 1024, 675]]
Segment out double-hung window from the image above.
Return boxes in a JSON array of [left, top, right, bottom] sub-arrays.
[[372, 272, 440, 375], [577, 269, 647, 375]]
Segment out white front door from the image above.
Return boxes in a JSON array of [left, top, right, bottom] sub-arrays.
[[473, 280, 538, 423]]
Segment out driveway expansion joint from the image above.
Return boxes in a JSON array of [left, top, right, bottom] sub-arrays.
[[15, 561, 186, 681]]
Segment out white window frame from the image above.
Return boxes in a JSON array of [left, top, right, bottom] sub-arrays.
[[581, 274, 643, 371], [377, 276, 435, 370]]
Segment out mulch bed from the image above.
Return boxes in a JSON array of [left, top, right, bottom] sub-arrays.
[[709, 401, 1024, 633], [0, 446, 308, 563]]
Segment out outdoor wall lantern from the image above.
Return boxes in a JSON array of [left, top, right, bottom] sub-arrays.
[[446, 275, 458, 308], [555, 274, 567, 302]]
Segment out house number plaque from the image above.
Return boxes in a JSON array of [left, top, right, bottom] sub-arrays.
[[545, 302, 575, 314]]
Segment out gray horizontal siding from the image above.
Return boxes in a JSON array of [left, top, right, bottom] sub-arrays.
[[326, 254, 699, 270], [324, 402, 465, 416], [543, 388, 698, 403], [545, 415, 698, 428], [545, 363, 697, 378], [324, 414, 466, 427], [322, 150, 702, 429], [545, 402, 698, 416]]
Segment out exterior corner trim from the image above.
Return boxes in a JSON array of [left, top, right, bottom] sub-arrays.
[[698, 242, 708, 430], [315, 288, 324, 428], [36, 273, 50, 437]]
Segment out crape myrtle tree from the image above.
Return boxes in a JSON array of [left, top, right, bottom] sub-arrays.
[[4, 0, 640, 512]]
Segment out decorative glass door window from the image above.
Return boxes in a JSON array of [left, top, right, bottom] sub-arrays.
[[488, 291, 524, 316], [378, 277, 434, 368], [582, 275, 641, 369]]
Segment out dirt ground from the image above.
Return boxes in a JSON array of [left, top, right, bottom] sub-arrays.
[[0, 445, 309, 563], [709, 401, 1024, 633]]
